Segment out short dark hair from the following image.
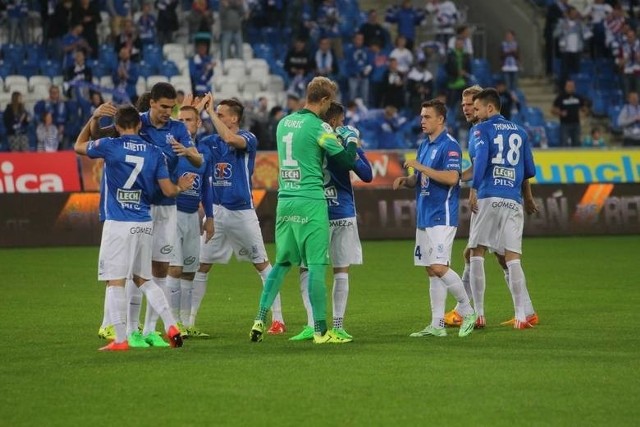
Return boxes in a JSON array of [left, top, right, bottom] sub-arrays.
[[136, 92, 151, 112], [218, 98, 244, 121], [321, 101, 345, 123], [115, 105, 141, 129], [421, 99, 447, 120], [150, 82, 177, 101], [473, 88, 502, 110]]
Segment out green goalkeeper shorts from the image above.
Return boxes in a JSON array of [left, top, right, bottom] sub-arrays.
[[274, 198, 330, 266]]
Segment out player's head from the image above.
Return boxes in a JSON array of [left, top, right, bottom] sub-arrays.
[[216, 98, 244, 129], [461, 85, 482, 124], [178, 105, 201, 138], [305, 76, 338, 115], [149, 82, 177, 125], [472, 88, 501, 121], [420, 99, 447, 137], [114, 105, 141, 135], [321, 101, 345, 129], [136, 91, 152, 113]]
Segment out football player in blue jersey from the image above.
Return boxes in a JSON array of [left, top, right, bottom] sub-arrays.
[[166, 105, 215, 338], [468, 88, 537, 330], [289, 101, 373, 342], [191, 93, 287, 335], [76, 105, 194, 350], [90, 82, 203, 347], [393, 99, 477, 338]]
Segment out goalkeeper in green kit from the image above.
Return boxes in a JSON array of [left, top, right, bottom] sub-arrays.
[[249, 77, 358, 344]]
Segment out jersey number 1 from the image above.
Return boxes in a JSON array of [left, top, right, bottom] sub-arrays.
[[282, 132, 299, 167]]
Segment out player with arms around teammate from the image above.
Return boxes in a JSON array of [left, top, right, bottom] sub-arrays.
[[191, 94, 288, 335], [75, 105, 194, 350], [468, 88, 536, 329], [394, 99, 476, 338], [291, 101, 373, 342], [165, 105, 215, 339], [249, 76, 359, 344]]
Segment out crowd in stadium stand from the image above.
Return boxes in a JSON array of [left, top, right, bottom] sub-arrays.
[[1, 0, 639, 152]]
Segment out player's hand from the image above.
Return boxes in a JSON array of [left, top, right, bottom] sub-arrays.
[[524, 197, 538, 215], [336, 125, 359, 145], [196, 92, 213, 113], [170, 137, 189, 156], [183, 92, 194, 108], [403, 159, 420, 171], [469, 190, 478, 214], [202, 217, 214, 243], [93, 102, 117, 119], [177, 173, 196, 192], [393, 176, 408, 190]]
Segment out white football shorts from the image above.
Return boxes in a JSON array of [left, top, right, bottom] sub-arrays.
[[467, 197, 524, 255], [329, 216, 363, 268], [170, 210, 201, 273], [199, 205, 268, 264], [151, 204, 177, 262], [98, 220, 153, 281], [414, 225, 457, 267]]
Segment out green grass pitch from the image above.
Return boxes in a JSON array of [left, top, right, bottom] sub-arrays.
[[1, 236, 639, 426]]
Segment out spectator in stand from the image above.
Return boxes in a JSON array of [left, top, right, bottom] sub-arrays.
[[62, 24, 92, 69], [582, 126, 606, 147], [48, 0, 74, 61], [552, 79, 590, 147], [407, 59, 434, 113], [40, 0, 58, 49], [284, 38, 316, 95], [447, 25, 474, 56], [501, 29, 520, 92], [245, 96, 270, 146], [368, 105, 407, 149], [344, 98, 368, 127], [264, 0, 285, 29], [189, 0, 214, 38], [554, 6, 591, 87], [106, 0, 131, 41], [444, 37, 472, 111], [389, 35, 414, 76], [585, 0, 613, 58], [189, 41, 216, 96], [4, 92, 31, 152], [317, 0, 343, 58], [425, 0, 459, 45], [114, 19, 143, 63], [72, 0, 101, 58], [345, 32, 373, 105], [113, 47, 139, 102], [34, 85, 67, 145], [219, 0, 246, 62], [385, 0, 425, 51], [618, 91, 640, 146], [381, 57, 406, 110], [369, 41, 389, 108], [266, 105, 285, 150], [314, 37, 339, 79], [37, 112, 61, 152], [359, 9, 389, 49], [138, 1, 158, 46], [64, 50, 93, 99], [156, 0, 179, 45], [619, 27, 640, 96], [605, 4, 627, 55], [496, 80, 519, 120], [8, 0, 29, 45], [284, 92, 303, 114], [82, 91, 105, 123], [543, 0, 570, 77]]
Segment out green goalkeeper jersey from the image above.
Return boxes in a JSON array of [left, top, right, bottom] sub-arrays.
[[276, 109, 346, 200]]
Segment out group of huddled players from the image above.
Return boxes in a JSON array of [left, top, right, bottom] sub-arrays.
[[83, 75, 538, 351]]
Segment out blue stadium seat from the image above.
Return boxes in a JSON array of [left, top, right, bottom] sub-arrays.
[[608, 105, 623, 134], [0, 112, 7, 152], [570, 73, 591, 97], [137, 61, 155, 78], [3, 44, 25, 68], [160, 60, 179, 78], [20, 62, 40, 79], [544, 121, 561, 147], [38, 59, 62, 78], [523, 106, 545, 127]]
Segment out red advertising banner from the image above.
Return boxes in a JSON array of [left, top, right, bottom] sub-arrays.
[[78, 156, 104, 191], [0, 151, 81, 193]]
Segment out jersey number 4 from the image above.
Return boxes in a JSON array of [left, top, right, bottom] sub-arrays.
[[124, 155, 144, 189], [491, 134, 522, 166]]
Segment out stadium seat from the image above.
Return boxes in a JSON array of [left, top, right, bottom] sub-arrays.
[[267, 75, 285, 92], [160, 60, 180, 78], [135, 76, 147, 95], [147, 75, 170, 88], [99, 76, 114, 88], [38, 60, 62, 79], [4, 75, 29, 94], [242, 79, 262, 95], [544, 121, 561, 147], [523, 106, 545, 127], [162, 43, 185, 58], [608, 105, 623, 134], [169, 75, 192, 93], [248, 68, 269, 89], [245, 58, 269, 73], [137, 61, 155, 78]]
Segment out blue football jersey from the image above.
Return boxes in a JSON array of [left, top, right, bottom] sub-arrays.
[[138, 112, 194, 206], [470, 114, 536, 203], [87, 135, 169, 222], [325, 146, 372, 220], [175, 141, 213, 215], [415, 131, 462, 228], [201, 130, 258, 211]]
